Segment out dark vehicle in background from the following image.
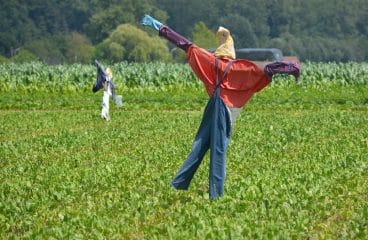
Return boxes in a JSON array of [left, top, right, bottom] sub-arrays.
[[236, 48, 300, 64], [236, 48, 283, 62], [207, 47, 299, 64], [235, 48, 300, 63]]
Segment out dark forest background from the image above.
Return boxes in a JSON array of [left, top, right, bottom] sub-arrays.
[[1, 0, 367, 64]]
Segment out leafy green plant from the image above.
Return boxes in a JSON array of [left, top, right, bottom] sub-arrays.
[[0, 62, 368, 93], [0, 79, 367, 238]]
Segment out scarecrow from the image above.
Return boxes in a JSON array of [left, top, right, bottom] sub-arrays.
[[92, 60, 122, 121], [142, 15, 300, 199]]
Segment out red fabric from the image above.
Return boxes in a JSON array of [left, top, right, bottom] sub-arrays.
[[187, 45, 271, 108]]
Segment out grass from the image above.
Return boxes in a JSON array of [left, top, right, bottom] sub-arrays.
[[0, 83, 367, 239]]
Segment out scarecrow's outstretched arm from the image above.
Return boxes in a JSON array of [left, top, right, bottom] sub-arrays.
[[142, 15, 192, 52], [141, 15, 162, 31], [94, 59, 107, 76]]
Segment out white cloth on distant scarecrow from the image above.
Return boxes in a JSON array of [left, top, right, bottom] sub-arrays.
[[93, 60, 122, 121]]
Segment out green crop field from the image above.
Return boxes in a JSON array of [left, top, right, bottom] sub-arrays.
[[0, 62, 367, 239]]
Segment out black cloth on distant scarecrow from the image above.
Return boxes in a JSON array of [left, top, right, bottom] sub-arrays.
[[93, 60, 116, 99]]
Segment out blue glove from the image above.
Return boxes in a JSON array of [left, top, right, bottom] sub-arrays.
[[141, 15, 162, 31]]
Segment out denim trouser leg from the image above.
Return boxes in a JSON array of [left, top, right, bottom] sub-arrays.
[[171, 131, 210, 190], [172, 94, 231, 199], [209, 95, 231, 199], [171, 97, 217, 189]]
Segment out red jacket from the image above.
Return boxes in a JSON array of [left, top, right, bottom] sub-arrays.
[[187, 45, 271, 108]]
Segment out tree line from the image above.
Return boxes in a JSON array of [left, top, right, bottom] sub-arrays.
[[1, 0, 367, 64]]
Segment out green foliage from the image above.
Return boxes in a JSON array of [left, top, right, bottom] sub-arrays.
[[95, 41, 125, 63], [0, 62, 367, 93], [0, 1, 40, 56], [64, 32, 94, 64], [10, 49, 38, 63], [84, 5, 136, 44], [0, 83, 367, 238], [171, 48, 187, 63], [1, 0, 368, 62], [157, 0, 368, 61], [0, 61, 199, 92], [268, 34, 368, 62], [0, 55, 9, 64], [301, 61, 368, 85], [25, 37, 66, 64], [191, 21, 216, 49], [83, 0, 168, 43], [23, 33, 94, 64], [95, 24, 171, 63]]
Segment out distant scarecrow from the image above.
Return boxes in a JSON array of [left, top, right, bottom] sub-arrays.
[[92, 60, 122, 121], [142, 15, 300, 199]]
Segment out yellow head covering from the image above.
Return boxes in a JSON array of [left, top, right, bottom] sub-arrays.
[[215, 26, 236, 59], [106, 67, 113, 79]]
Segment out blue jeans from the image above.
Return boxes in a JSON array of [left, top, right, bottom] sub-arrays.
[[171, 90, 231, 199]]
